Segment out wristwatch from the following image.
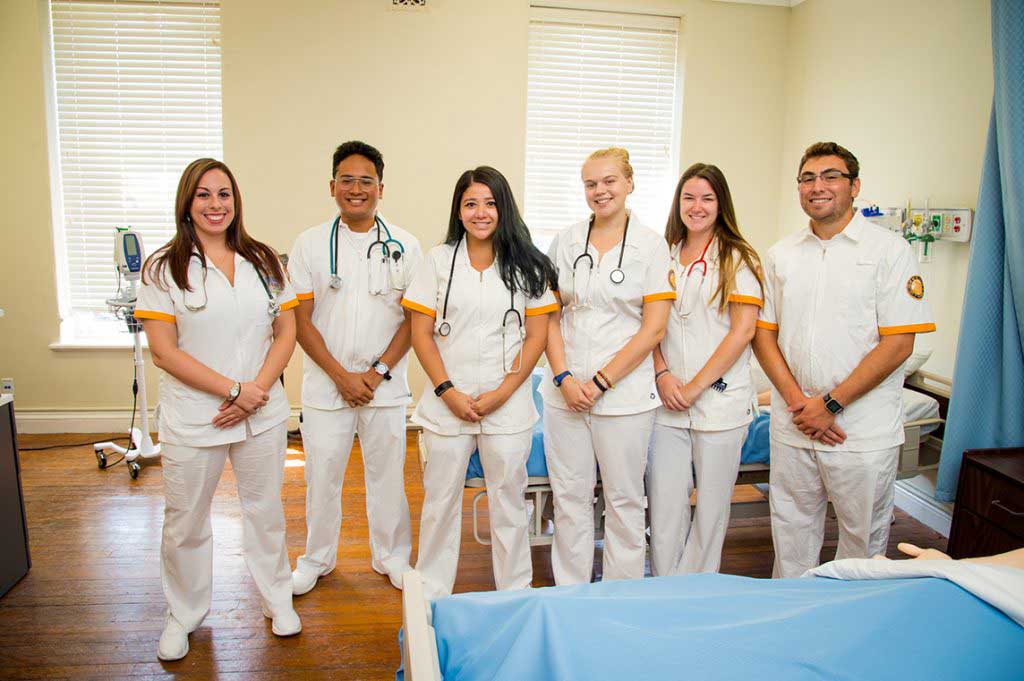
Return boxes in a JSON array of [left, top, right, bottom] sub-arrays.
[[823, 393, 844, 414], [372, 360, 392, 381], [553, 370, 573, 387], [227, 381, 242, 403]]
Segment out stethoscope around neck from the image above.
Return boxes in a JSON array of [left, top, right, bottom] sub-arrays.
[[182, 252, 282, 318], [435, 233, 524, 373], [675, 236, 713, 317], [572, 212, 631, 285], [328, 214, 405, 291]]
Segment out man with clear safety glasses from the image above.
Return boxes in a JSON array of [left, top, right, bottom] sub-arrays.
[[287, 141, 422, 593], [753, 142, 935, 578]]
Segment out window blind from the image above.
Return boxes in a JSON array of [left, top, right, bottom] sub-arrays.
[[50, 0, 223, 313], [525, 7, 680, 240]]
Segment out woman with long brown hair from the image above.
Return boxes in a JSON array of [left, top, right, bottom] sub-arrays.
[[646, 162, 764, 576], [134, 158, 301, 660]]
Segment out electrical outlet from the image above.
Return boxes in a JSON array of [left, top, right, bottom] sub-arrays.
[[1, 378, 12, 395]]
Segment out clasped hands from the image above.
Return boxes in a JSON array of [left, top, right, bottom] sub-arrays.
[[212, 381, 269, 428], [789, 393, 847, 446], [441, 385, 512, 422], [655, 372, 702, 412], [559, 375, 608, 412], [332, 367, 385, 408]]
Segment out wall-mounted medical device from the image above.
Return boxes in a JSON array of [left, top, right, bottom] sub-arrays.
[[861, 202, 973, 263]]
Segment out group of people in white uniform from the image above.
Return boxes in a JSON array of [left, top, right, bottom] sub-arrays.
[[133, 139, 934, 660]]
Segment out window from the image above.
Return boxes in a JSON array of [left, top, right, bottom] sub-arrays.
[[46, 0, 223, 344], [525, 7, 681, 244]]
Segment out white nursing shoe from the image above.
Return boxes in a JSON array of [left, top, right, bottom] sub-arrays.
[[157, 614, 189, 661], [291, 567, 320, 596], [262, 604, 302, 637]]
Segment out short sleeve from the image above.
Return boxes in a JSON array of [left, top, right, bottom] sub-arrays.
[[275, 276, 299, 312], [134, 266, 177, 324], [399, 235, 424, 294], [877, 240, 936, 335], [642, 238, 677, 303], [401, 249, 438, 318], [756, 250, 779, 331], [287, 232, 314, 301], [727, 262, 764, 308], [525, 287, 558, 317]]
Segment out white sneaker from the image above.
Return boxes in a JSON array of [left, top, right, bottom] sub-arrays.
[[387, 565, 413, 591], [157, 614, 189, 661], [291, 567, 320, 596], [262, 604, 302, 637]]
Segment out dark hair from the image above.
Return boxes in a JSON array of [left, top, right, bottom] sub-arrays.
[[332, 140, 385, 180], [798, 141, 859, 178], [664, 163, 763, 313], [143, 158, 285, 291], [444, 166, 556, 299]]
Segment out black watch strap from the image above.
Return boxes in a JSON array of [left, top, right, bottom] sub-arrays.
[[434, 380, 454, 397], [823, 393, 844, 414]]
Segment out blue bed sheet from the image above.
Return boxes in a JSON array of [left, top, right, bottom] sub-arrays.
[[740, 410, 771, 465], [410, 573, 1022, 681]]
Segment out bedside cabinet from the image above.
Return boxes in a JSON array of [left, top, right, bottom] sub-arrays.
[[947, 448, 1024, 559]]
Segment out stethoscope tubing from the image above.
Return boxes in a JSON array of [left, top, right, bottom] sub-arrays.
[[437, 233, 522, 339]]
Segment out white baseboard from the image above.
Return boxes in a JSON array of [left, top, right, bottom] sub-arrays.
[[894, 479, 953, 537], [15, 406, 417, 434]]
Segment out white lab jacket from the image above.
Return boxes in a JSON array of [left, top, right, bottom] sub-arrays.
[[401, 240, 558, 436], [135, 252, 298, 447], [656, 238, 762, 431], [287, 215, 421, 410], [757, 213, 936, 451], [540, 217, 676, 415]]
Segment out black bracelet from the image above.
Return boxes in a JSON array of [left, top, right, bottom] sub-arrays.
[[655, 369, 671, 381], [592, 374, 609, 393], [434, 380, 454, 397]]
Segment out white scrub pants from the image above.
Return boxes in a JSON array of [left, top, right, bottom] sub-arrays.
[[544, 406, 655, 585], [160, 423, 291, 631], [769, 440, 899, 578], [646, 424, 746, 576], [296, 405, 411, 580], [415, 429, 532, 600]]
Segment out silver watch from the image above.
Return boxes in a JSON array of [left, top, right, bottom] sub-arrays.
[[227, 381, 242, 402], [373, 361, 391, 381]]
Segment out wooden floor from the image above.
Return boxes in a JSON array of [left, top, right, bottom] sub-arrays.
[[0, 432, 946, 680]]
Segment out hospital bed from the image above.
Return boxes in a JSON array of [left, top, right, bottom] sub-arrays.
[[398, 559, 1024, 681], [417, 369, 949, 546]]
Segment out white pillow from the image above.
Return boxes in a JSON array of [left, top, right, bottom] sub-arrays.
[[904, 348, 932, 376]]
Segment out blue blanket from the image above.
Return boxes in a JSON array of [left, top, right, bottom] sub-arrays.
[[411, 573, 1022, 681]]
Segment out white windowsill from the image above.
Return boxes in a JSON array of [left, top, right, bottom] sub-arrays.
[[50, 312, 149, 352]]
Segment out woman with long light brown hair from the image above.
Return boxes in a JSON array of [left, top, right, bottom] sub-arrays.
[[646, 162, 764, 576], [135, 158, 301, 660]]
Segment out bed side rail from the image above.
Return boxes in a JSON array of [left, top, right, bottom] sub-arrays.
[[402, 571, 442, 681]]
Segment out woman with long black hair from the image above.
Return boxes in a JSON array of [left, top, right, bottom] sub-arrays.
[[402, 166, 557, 600], [135, 158, 300, 660]]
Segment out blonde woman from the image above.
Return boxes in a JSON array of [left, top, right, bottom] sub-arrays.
[[541, 148, 675, 584], [646, 163, 764, 576]]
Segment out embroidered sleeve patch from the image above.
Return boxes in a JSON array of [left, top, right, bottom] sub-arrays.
[[668, 269, 677, 291], [907, 275, 924, 299]]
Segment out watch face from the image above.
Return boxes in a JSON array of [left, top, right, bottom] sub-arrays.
[[374, 363, 387, 375], [826, 400, 842, 414]]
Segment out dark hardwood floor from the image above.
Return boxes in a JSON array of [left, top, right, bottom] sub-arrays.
[[0, 431, 945, 679]]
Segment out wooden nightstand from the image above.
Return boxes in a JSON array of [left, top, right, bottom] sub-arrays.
[[947, 448, 1024, 558]]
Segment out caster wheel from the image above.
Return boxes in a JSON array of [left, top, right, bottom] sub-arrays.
[[96, 451, 107, 470], [128, 461, 141, 479]]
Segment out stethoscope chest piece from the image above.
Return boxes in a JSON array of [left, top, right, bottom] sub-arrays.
[[329, 274, 342, 290], [268, 300, 281, 318], [438, 321, 452, 337], [609, 268, 625, 284]]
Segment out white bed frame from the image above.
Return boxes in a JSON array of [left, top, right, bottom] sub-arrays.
[[401, 570, 441, 681]]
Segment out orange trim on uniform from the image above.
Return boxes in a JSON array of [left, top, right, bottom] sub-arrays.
[[756, 320, 779, 331], [295, 291, 315, 301], [552, 290, 562, 303], [280, 298, 299, 312], [642, 291, 677, 303], [728, 294, 763, 308], [525, 302, 559, 317], [878, 322, 936, 336], [401, 298, 437, 318], [133, 309, 175, 324]]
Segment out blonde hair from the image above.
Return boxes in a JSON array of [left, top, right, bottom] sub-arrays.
[[584, 147, 634, 182]]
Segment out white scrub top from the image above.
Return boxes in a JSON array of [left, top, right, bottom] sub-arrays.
[[288, 215, 422, 410], [656, 238, 762, 431], [135, 251, 299, 447], [539, 217, 676, 416], [757, 213, 936, 451], [401, 239, 558, 436]]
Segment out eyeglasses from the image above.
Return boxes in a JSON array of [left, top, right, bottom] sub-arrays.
[[796, 170, 856, 186], [334, 175, 379, 190]]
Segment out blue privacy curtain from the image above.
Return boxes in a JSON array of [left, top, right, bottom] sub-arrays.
[[936, 0, 1024, 502]]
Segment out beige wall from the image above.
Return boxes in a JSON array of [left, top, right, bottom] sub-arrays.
[[1, 0, 789, 419], [777, 0, 993, 378], [1, 0, 989, 421]]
